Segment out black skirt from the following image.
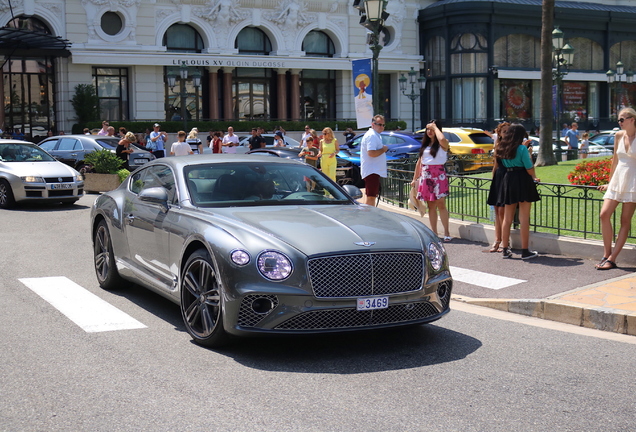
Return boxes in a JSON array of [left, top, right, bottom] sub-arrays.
[[486, 163, 506, 207], [490, 166, 540, 206]]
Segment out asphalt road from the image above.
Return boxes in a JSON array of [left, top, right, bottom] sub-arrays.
[[1, 195, 635, 431]]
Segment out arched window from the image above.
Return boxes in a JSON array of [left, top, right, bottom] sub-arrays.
[[494, 34, 540, 69], [609, 41, 636, 72], [569, 37, 603, 71], [302, 31, 335, 57], [450, 33, 487, 122], [3, 16, 56, 135], [163, 24, 204, 53], [235, 27, 271, 55], [6, 15, 51, 33]]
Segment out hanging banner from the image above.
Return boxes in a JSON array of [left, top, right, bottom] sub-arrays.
[[562, 82, 587, 122], [352, 59, 373, 129]]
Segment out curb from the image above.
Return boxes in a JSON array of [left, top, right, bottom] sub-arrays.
[[451, 294, 636, 336]]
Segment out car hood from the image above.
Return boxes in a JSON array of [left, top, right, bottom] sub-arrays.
[[208, 204, 426, 256], [1, 161, 79, 176]]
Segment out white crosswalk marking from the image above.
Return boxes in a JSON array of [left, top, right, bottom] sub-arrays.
[[20, 276, 146, 332], [450, 266, 526, 290]]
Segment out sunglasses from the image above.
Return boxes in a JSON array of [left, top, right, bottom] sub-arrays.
[[374, 122, 385, 127], [618, 117, 632, 123]]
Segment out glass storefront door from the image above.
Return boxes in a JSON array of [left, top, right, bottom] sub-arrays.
[[2, 57, 54, 139]]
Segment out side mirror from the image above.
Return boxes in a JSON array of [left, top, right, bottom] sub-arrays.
[[342, 184, 363, 200], [139, 187, 169, 212]]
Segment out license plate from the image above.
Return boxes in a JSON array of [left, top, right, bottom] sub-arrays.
[[357, 296, 388, 311], [51, 183, 73, 189], [134, 158, 149, 164]]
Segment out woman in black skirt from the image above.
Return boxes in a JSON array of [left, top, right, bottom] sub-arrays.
[[493, 124, 541, 259], [486, 121, 510, 252]]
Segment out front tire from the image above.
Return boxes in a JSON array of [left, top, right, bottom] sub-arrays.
[[180, 249, 229, 347], [93, 220, 125, 290], [0, 179, 16, 209]]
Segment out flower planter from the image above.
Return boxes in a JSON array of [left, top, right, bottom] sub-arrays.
[[84, 173, 121, 193]]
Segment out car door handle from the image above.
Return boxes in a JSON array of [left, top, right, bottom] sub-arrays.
[[126, 214, 135, 224]]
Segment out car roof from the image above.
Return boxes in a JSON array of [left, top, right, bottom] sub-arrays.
[[0, 139, 37, 145], [145, 153, 304, 170]]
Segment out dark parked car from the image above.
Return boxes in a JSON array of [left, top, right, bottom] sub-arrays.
[[338, 131, 424, 166], [91, 155, 452, 347], [39, 134, 155, 171]]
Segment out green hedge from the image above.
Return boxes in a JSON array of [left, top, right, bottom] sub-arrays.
[[73, 119, 408, 134]]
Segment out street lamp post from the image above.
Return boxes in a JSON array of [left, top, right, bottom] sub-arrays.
[[606, 61, 634, 119], [167, 61, 202, 131], [354, 0, 389, 116], [398, 67, 426, 132], [552, 28, 575, 147]]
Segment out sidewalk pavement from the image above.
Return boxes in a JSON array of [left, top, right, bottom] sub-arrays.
[[376, 200, 636, 337]]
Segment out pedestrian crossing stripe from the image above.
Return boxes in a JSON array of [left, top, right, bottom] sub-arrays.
[[19, 276, 147, 333], [450, 266, 526, 290]]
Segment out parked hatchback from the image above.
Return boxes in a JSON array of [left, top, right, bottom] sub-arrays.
[[38, 134, 155, 172], [589, 129, 619, 152], [0, 140, 83, 208]]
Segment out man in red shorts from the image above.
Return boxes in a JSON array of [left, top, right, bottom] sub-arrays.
[[359, 114, 389, 205]]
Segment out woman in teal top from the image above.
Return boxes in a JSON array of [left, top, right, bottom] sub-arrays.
[[492, 124, 541, 260]]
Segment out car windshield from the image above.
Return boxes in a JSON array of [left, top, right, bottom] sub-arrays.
[[0, 143, 56, 162], [185, 161, 352, 207]]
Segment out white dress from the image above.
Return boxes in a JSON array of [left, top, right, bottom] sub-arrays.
[[604, 133, 636, 202]]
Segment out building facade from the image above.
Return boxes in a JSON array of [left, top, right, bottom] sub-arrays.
[[419, 0, 636, 132], [0, 0, 424, 137]]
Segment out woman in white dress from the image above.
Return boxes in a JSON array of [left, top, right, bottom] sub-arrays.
[[596, 107, 636, 269]]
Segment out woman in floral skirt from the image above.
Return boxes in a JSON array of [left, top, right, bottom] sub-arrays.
[[410, 120, 451, 241]]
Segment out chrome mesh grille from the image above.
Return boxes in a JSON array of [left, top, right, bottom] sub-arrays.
[[237, 295, 279, 328], [275, 301, 441, 331], [307, 252, 424, 298]]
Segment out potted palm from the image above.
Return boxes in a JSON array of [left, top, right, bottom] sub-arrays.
[[82, 149, 130, 192]]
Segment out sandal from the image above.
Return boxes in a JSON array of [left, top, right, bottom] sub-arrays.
[[594, 257, 608, 269], [596, 259, 617, 270], [489, 241, 501, 253], [443, 236, 452, 243]]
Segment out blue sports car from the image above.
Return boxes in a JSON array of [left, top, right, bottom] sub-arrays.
[[338, 131, 424, 166]]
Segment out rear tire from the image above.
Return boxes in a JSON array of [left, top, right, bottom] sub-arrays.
[[0, 179, 16, 209], [180, 249, 229, 348], [93, 220, 125, 290]]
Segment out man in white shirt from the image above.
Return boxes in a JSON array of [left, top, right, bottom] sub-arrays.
[[222, 126, 239, 153], [359, 114, 388, 206], [301, 125, 311, 147]]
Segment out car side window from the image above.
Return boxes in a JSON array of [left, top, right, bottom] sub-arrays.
[[444, 132, 462, 143], [39, 139, 58, 152], [130, 165, 177, 203], [58, 138, 80, 151]]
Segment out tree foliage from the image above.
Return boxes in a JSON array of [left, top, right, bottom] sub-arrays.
[[71, 84, 100, 127]]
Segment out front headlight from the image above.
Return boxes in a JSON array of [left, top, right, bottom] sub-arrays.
[[257, 251, 292, 281], [21, 176, 45, 183], [427, 242, 445, 271], [76, 174, 84, 182]]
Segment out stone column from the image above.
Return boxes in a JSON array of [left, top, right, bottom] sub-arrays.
[[290, 69, 301, 121], [222, 68, 234, 120], [208, 67, 219, 120], [276, 69, 287, 121]]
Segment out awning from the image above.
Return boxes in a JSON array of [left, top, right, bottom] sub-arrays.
[[0, 27, 71, 58]]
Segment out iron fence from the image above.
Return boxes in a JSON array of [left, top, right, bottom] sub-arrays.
[[380, 161, 633, 242]]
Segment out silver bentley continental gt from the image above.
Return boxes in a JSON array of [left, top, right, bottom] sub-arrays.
[[90, 154, 452, 347]]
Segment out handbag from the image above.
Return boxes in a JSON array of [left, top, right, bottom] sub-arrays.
[[408, 183, 426, 217]]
